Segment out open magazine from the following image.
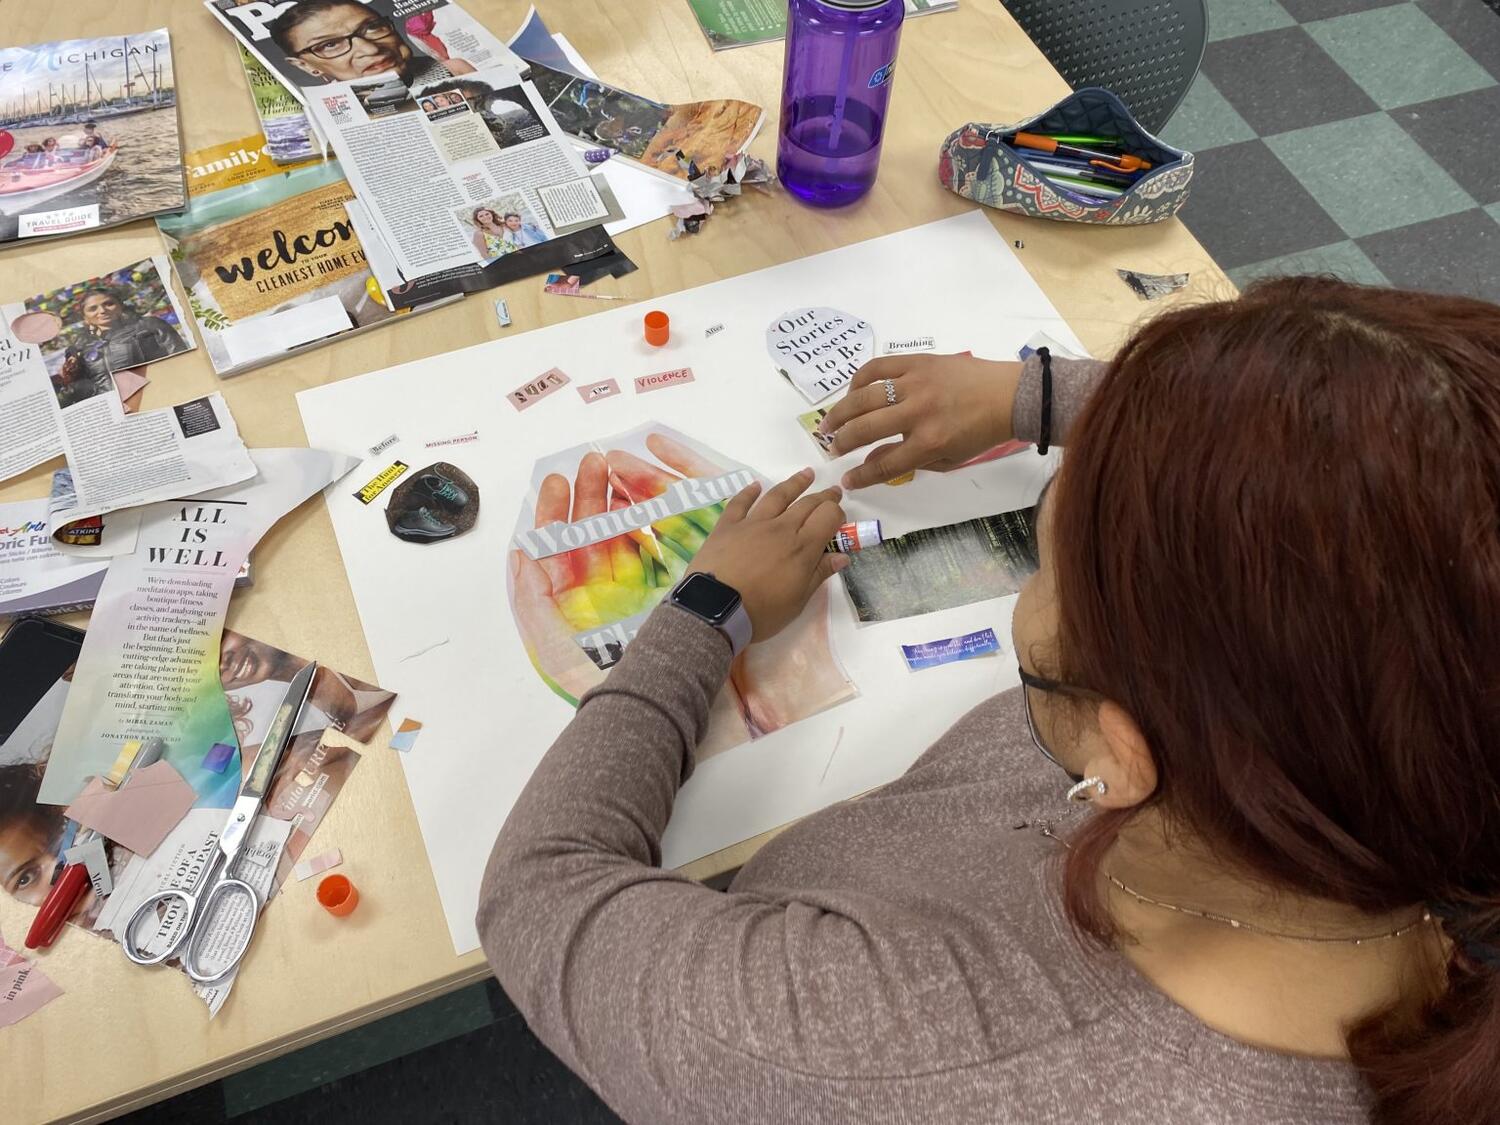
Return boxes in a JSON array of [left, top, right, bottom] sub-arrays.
[[158, 133, 455, 376], [0, 30, 187, 244], [306, 61, 629, 305], [207, 0, 525, 102]]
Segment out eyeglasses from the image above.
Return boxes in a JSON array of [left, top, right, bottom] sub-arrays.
[[295, 18, 396, 60], [1018, 665, 1086, 783]]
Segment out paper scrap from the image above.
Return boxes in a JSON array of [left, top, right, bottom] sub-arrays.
[[203, 742, 237, 774], [542, 272, 626, 300], [704, 323, 725, 339], [901, 627, 1002, 671], [353, 460, 409, 504], [796, 407, 837, 459], [390, 717, 422, 752], [369, 433, 401, 457], [112, 368, 149, 405], [494, 298, 511, 327], [634, 368, 695, 394], [293, 847, 344, 882], [884, 336, 935, 355], [577, 378, 621, 404], [63, 834, 113, 897], [766, 308, 876, 404], [1117, 269, 1188, 301], [0, 952, 63, 1027], [219, 296, 351, 368], [63, 760, 197, 856], [509, 368, 571, 412]]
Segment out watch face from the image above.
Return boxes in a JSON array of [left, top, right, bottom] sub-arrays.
[[673, 572, 740, 625]]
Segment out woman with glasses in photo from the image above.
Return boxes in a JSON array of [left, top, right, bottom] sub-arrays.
[[269, 0, 474, 89]]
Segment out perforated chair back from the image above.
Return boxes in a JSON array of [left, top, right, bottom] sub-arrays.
[[1001, 0, 1208, 134]]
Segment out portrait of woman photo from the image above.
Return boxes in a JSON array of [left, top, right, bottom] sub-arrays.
[[267, 0, 475, 89], [52, 285, 188, 399]]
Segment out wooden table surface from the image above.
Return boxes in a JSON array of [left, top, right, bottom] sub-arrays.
[[0, 1, 1230, 1120]]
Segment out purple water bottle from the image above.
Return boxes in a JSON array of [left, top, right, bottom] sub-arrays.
[[777, 0, 904, 208]]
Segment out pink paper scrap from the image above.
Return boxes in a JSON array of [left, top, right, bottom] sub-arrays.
[[293, 847, 344, 882], [634, 368, 695, 394], [63, 760, 197, 856], [577, 378, 621, 404], [508, 367, 570, 412], [0, 929, 63, 1028]]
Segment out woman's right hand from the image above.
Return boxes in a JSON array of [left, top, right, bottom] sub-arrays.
[[817, 354, 1023, 490]]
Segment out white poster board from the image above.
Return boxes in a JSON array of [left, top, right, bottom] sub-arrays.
[[298, 211, 1085, 954]]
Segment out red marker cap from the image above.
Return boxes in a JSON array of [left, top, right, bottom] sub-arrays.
[[643, 310, 670, 347], [317, 873, 360, 917]]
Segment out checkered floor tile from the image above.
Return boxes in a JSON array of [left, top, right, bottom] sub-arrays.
[[1166, 0, 1500, 300]]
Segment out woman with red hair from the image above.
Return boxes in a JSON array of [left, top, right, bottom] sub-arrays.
[[481, 278, 1500, 1125]]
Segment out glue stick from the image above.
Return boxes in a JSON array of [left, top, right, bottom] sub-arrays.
[[828, 520, 883, 554]]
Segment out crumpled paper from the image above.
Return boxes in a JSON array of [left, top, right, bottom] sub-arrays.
[[669, 151, 775, 240]]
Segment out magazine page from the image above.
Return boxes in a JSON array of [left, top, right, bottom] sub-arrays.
[[206, 0, 524, 102], [1, 257, 258, 543], [0, 30, 186, 243], [0, 331, 61, 482], [38, 448, 361, 807], [158, 134, 447, 377], [305, 62, 626, 300], [237, 47, 323, 164], [523, 60, 764, 181], [686, 0, 956, 51]]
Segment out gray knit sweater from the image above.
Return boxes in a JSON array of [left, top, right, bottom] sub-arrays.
[[478, 357, 1371, 1124]]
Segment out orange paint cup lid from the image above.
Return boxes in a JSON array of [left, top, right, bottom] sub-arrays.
[[317, 873, 359, 917], [643, 310, 670, 347]]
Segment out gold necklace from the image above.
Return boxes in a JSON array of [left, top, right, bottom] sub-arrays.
[[1037, 821, 1432, 946], [1102, 871, 1433, 946]]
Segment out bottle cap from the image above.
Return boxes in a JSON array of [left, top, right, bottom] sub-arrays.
[[644, 310, 670, 347], [317, 873, 360, 917]]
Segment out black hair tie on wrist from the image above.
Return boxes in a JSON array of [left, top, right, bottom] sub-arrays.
[[1036, 347, 1053, 455]]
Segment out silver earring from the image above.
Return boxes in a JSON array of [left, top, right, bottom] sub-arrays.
[[1066, 777, 1107, 803]]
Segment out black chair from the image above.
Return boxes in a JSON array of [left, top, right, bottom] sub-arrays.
[[1000, 0, 1209, 134]]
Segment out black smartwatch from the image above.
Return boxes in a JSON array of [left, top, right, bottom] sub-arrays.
[[668, 572, 753, 656]]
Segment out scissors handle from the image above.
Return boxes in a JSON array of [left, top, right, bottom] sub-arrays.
[[182, 876, 261, 985], [122, 885, 201, 967]]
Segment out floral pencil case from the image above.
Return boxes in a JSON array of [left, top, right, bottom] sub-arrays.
[[937, 86, 1194, 226]]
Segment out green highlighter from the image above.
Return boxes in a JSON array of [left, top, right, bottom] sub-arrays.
[[1037, 133, 1121, 147]]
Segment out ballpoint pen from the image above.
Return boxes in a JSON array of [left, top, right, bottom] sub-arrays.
[[25, 739, 165, 950], [1027, 159, 1139, 189]]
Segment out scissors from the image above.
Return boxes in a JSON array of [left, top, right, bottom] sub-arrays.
[[122, 662, 316, 984]]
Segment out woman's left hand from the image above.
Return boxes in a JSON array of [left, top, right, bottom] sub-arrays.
[[686, 468, 848, 642]]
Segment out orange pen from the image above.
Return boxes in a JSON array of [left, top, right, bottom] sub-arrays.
[[1011, 132, 1153, 172]]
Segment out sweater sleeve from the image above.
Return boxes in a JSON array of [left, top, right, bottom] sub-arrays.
[[476, 606, 996, 1123], [478, 603, 739, 1117], [1011, 354, 1107, 447]]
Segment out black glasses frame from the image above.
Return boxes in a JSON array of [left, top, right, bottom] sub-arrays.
[[295, 18, 397, 60], [1018, 666, 1094, 781]]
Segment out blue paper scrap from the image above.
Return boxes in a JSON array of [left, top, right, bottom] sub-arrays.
[[901, 627, 1002, 671]]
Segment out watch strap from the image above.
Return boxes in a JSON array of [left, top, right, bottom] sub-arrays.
[[719, 601, 752, 657]]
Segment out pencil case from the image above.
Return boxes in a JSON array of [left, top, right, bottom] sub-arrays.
[[937, 86, 1194, 225]]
